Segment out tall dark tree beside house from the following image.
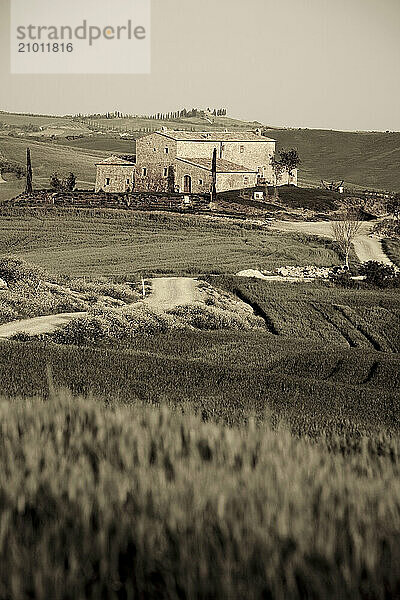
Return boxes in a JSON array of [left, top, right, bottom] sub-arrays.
[[64, 172, 76, 192], [49, 173, 63, 191], [211, 148, 217, 202], [167, 165, 175, 193], [25, 147, 33, 194], [270, 156, 285, 199], [278, 148, 300, 184]]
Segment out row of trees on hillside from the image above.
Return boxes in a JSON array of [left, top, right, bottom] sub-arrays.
[[73, 108, 228, 121], [147, 108, 227, 120]]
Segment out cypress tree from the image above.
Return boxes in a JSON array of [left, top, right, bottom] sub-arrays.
[[167, 165, 175, 193], [25, 147, 33, 194], [211, 148, 217, 202]]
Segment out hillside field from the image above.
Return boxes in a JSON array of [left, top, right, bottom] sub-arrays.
[[209, 276, 400, 352], [1, 117, 400, 599], [265, 127, 400, 191], [0, 135, 106, 197], [0, 252, 399, 597], [0, 208, 341, 277]]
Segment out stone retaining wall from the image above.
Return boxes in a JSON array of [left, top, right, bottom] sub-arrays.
[[9, 190, 211, 212]]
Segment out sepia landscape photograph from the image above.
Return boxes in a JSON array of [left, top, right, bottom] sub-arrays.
[[0, 0, 399, 598]]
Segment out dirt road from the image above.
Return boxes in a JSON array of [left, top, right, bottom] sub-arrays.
[[145, 277, 199, 309], [0, 312, 87, 339], [271, 220, 394, 265], [0, 278, 200, 339]]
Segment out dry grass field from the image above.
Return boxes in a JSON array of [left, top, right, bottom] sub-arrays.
[[0, 209, 340, 277]]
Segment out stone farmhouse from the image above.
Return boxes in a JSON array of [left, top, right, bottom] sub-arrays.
[[95, 128, 297, 194]]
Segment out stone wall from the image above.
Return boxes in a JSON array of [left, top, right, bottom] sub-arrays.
[[9, 190, 211, 213], [95, 164, 135, 193]]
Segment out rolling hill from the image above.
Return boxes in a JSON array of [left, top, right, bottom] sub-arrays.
[[265, 127, 400, 191], [0, 134, 107, 201]]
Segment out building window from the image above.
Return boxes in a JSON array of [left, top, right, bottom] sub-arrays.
[[142, 167, 147, 176], [198, 179, 203, 185], [164, 147, 169, 154], [126, 179, 130, 184], [243, 176, 249, 185], [163, 167, 168, 177], [240, 145, 245, 153], [105, 177, 110, 185], [153, 147, 157, 152]]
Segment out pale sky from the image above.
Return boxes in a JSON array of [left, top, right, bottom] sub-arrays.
[[0, 0, 399, 130]]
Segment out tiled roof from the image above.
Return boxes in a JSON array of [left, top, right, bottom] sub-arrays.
[[95, 155, 135, 166], [156, 130, 275, 142], [177, 157, 257, 173]]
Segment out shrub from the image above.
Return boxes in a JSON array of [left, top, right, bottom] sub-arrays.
[[0, 257, 48, 285], [0, 301, 19, 324], [328, 267, 359, 288], [69, 277, 139, 303], [52, 315, 108, 345], [49, 173, 63, 191], [168, 303, 256, 330], [373, 218, 400, 238], [64, 172, 76, 192], [359, 261, 400, 288], [52, 306, 178, 345], [9, 331, 31, 342], [0, 159, 26, 179], [123, 306, 175, 335]]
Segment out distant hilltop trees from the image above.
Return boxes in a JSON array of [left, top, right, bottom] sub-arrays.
[[73, 108, 228, 120], [146, 108, 227, 120]]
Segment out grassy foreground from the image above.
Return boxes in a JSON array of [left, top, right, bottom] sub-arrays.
[[0, 209, 340, 277], [0, 391, 399, 599], [1, 331, 399, 437]]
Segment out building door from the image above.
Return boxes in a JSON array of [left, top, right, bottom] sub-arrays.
[[183, 175, 192, 193]]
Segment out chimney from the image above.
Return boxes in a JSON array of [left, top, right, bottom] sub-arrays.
[[255, 128, 262, 136]]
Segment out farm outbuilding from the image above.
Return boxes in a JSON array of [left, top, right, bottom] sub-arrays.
[[95, 156, 135, 193]]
